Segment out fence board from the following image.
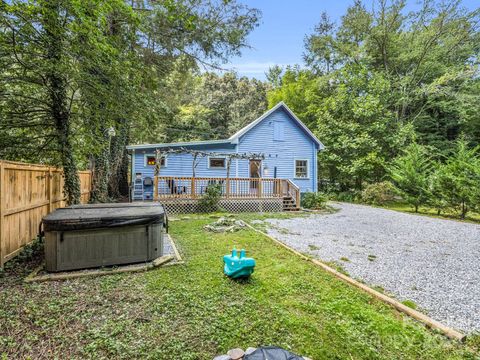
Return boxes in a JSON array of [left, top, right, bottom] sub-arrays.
[[0, 160, 92, 267]]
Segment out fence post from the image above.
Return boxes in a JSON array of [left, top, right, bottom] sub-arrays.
[[258, 178, 262, 198], [0, 161, 4, 268], [47, 167, 53, 213], [154, 176, 159, 201]]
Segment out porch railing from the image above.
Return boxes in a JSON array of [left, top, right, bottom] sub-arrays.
[[284, 179, 301, 207], [153, 176, 288, 200]]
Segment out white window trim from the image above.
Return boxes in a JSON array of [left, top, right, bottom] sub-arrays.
[[207, 156, 227, 169], [293, 158, 309, 179], [144, 153, 167, 167]]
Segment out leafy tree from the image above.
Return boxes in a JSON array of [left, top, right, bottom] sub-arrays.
[[303, 11, 338, 74], [271, 0, 480, 192], [267, 66, 317, 130], [168, 72, 268, 140], [388, 143, 433, 212], [431, 140, 480, 218], [265, 65, 283, 88], [1, 0, 261, 202], [269, 64, 413, 189], [0, 0, 112, 204]]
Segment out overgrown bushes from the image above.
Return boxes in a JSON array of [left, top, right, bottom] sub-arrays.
[[198, 184, 223, 212], [301, 192, 328, 209], [360, 181, 396, 205]]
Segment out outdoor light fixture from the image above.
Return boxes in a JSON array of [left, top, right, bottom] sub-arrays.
[[263, 165, 269, 176]]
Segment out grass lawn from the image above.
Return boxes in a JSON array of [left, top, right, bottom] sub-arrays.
[[1, 215, 478, 359]]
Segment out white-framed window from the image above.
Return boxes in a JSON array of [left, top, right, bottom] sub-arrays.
[[144, 154, 166, 167], [208, 157, 226, 169], [294, 159, 309, 179]]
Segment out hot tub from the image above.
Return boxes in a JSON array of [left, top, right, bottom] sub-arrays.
[[42, 203, 166, 272]]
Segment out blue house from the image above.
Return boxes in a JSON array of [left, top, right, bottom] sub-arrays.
[[127, 102, 324, 211]]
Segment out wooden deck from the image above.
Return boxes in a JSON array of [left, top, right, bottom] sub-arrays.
[[153, 176, 300, 210]]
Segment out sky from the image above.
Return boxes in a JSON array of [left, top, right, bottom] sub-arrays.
[[224, 0, 479, 80]]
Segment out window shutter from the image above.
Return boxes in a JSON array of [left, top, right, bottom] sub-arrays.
[[273, 121, 284, 141]]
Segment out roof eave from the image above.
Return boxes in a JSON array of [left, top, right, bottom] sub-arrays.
[[229, 101, 323, 148], [126, 139, 234, 150]]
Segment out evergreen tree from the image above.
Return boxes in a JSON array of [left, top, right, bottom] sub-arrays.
[[432, 140, 480, 218], [388, 143, 433, 212]]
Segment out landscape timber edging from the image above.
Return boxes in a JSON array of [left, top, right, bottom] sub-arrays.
[[243, 222, 466, 342]]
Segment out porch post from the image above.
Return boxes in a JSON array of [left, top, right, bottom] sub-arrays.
[[226, 157, 232, 198], [191, 177, 196, 198], [154, 176, 159, 201], [154, 149, 161, 201], [191, 153, 197, 199]]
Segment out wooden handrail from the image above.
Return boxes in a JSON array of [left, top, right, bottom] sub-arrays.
[[284, 179, 300, 209], [153, 176, 284, 200]]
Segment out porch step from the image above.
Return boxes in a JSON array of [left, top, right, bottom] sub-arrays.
[[282, 196, 299, 211]]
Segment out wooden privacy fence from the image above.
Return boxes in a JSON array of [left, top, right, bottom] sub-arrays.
[[0, 160, 92, 268]]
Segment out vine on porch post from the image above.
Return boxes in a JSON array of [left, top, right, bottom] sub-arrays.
[[225, 157, 233, 198], [154, 149, 163, 200]]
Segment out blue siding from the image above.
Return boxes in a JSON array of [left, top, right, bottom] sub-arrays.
[[131, 107, 318, 193], [132, 146, 237, 180], [236, 108, 317, 193]]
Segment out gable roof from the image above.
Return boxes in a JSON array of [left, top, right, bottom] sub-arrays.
[[229, 102, 324, 149], [126, 102, 324, 151]]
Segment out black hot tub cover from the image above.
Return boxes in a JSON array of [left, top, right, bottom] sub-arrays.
[[42, 203, 165, 232]]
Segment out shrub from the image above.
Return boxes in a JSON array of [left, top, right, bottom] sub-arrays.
[[361, 181, 396, 205], [328, 190, 360, 203], [301, 192, 328, 209], [198, 184, 222, 212]]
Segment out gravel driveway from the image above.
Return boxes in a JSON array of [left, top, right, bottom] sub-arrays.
[[265, 202, 480, 333]]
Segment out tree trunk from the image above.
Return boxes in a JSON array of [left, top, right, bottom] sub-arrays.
[[91, 132, 110, 203], [415, 204, 418, 213], [108, 119, 130, 199], [44, 1, 80, 205], [56, 116, 81, 205], [116, 148, 130, 197], [461, 202, 467, 219]]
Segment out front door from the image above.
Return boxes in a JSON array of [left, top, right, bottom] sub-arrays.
[[249, 160, 261, 192]]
